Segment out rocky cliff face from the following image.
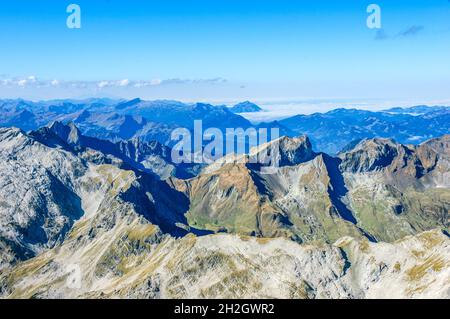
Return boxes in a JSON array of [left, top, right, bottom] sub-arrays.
[[0, 127, 87, 269], [338, 136, 449, 189], [338, 135, 450, 242], [0, 126, 190, 271]]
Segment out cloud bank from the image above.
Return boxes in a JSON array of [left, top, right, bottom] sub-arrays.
[[0, 76, 228, 89]]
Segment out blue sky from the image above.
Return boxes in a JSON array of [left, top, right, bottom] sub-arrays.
[[0, 0, 450, 105]]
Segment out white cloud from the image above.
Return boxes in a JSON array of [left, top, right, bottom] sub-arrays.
[[97, 81, 110, 88], [118, 79, 130, 87], [1, 75, 39, 87], [0, 76, 229, 90], [17, 79, 28, 87], [159, 78, 227, 85], [150, 79, 162, 86]]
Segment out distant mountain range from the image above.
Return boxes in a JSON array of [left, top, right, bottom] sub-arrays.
[[279, 106, 450, 154], [0, 99, 257, 147], [384, 105, 450, 115], [1, 99, 448, 155]]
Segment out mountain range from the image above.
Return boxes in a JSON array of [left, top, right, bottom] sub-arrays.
[[279, 106, 450, 154], [2, 99, 449, 156], [0, 118, 449, 298]]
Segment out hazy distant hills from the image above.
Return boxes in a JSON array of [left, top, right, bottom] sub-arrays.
[[279, 106, 450, 154], [1, 98, 449, 155], [113, 99, 253, 129], [384, 105, 450, 115], [0, 99, 258, 147], [0, 99, 292, 159]]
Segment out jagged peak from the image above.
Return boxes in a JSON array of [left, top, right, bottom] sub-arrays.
[[338, 137, 403, 159], [338, 137, 403, 173], [202, 135, 316, 175], [419, 134, 450, 154], [348, 137, 399, 151], [250, 135, 311, 153], [0, 126, 27, 142], [44, 121, 82, 147], [48, 120, 67, 131], [0, 126, 24, 135], [248, 135, 315, 167], [0, 127, 50, 155], [342, 135, 450, 158], [118, 136, 170, 158]]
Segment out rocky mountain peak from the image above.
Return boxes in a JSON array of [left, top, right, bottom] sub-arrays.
[[0, 127, 39, 154], [249, 135, 316, 167], [420, 134, 450, 156], [47, 121, 81, 145], [0, 126, 25, 141], [338, 137, 402, 173], [337, 136, 450, 190]]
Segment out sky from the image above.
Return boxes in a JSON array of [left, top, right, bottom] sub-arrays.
[[0, 0, 450, 108]]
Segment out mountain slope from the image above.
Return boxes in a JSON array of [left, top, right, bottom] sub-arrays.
[[338, 136, 450, 242], [170, 136, 362, 243], [0, 127, 192, 271], [68, 110, 176, 145], [1, 229, 449, 298]]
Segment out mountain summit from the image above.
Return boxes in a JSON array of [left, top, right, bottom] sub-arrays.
[[229, 101, 263, 113]]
